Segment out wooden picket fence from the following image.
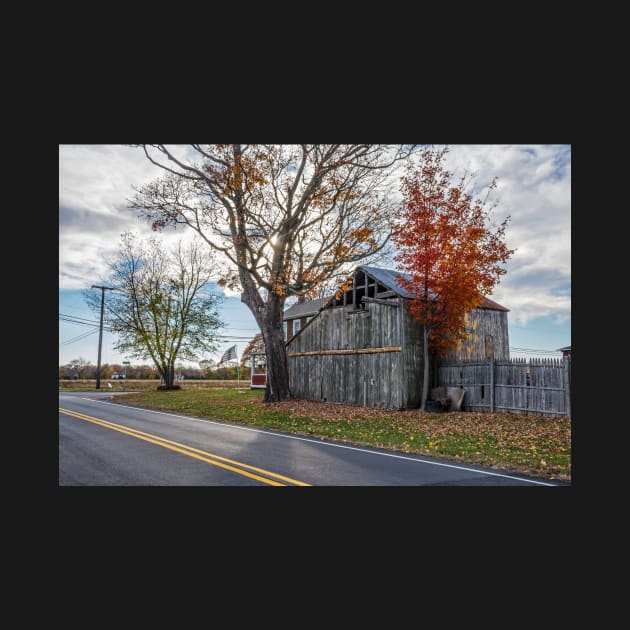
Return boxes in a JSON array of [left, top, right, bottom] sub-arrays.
[[437, 357, 571, 418]]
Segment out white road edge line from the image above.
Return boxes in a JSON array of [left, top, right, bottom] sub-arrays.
[[75, 396, 559, 486]]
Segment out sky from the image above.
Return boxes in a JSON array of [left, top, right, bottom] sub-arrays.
[[59, 144, 570, 368]]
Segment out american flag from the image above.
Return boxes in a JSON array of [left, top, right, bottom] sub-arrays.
[[219, 344, 237, 365]]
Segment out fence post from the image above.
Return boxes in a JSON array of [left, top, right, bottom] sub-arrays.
[[562, 356, 571, 418], [489, 358, 495, 412]]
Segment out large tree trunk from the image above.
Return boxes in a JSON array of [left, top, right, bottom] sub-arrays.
[[421, 325, 430, 411], [239, 269, 292, 402], [261, 322, 290, 402], [158, 363, 176, 388], [260, 295, 291, 403]]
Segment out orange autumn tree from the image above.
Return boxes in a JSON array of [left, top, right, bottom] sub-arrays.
[[393, 146, 514, 411], [130, 144, 415, 402]]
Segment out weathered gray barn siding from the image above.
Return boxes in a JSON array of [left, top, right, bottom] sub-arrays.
[[442, 308, 509, 362], [287, 301, 415, 408], [401, 300, 424, 408]]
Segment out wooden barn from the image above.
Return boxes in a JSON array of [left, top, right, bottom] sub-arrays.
[[287, 266, 509, 409]]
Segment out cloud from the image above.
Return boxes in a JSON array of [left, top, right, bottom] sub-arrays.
[[441, 145, 570, 326], [59, 145, 157, 216], [59, 145, 198, 289]]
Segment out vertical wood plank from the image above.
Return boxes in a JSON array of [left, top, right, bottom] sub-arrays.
[[567, 356, 571, 418], [489, 358, 494, 412]]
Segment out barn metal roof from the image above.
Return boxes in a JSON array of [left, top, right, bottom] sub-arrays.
[[360, 266, 417, 298], [478, 295, 510, 312], [359, 266, 509, 311]]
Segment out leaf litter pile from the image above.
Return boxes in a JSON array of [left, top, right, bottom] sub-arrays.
[[113, 389, 571, 481]]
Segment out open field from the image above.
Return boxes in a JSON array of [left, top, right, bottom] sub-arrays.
[[100, 387, 571, 481]]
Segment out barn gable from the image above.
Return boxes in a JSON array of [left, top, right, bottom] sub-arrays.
[[324, 265, 509, 313], [322, 265, 510, 362]]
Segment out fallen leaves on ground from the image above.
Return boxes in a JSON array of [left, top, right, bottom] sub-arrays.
[[264, 399, 569, 446], [259, 400, 571, 479]]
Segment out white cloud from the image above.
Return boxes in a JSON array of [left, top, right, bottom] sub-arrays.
[[59, 145, 155, 216], [442, 145, 570, 326], [59, 145, 199, 289]]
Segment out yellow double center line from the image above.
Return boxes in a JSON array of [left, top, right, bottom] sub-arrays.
[[59, 407, 310, 486]]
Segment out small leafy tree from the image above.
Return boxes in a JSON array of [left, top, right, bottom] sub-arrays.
[[393, 146, 514, 410], [100, 364, 114, 379], [85, 233, 223, 389], [198, 358, 217, 379]]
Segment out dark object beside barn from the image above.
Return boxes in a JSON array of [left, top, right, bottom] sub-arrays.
[[425, 399, 444, 413], [430, 386, 466, 412]]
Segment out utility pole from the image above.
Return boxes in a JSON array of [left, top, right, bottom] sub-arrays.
[[91, 285, 115, 389]]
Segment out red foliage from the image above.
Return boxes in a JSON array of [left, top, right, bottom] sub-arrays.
[[393, 147, 514, 356]]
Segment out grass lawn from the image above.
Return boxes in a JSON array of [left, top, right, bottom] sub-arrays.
[[107, 387, 571, 481]]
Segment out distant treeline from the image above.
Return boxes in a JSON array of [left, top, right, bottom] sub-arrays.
[[58, 362, 249, 381]]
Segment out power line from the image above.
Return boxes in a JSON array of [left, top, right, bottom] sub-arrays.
[[59, 313, 101, 324], [59, 314, 115, 333], [59, 313, 257, 337], [60, 329, 98, 346], [217, 328, 260, 332], [59, 317, 100, 328], [510, 346, 561, 352], [58, 318, 251, 339], [510, 347, 562, 355], [59, 318, 114, 334]]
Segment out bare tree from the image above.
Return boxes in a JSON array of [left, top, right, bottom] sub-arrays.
[[69, 357, 92, 379], [130, 144, 415, 401], [84, 233, 223, 389]]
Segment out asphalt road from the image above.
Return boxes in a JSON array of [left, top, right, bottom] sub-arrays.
[[59, 392, 566, 486]]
